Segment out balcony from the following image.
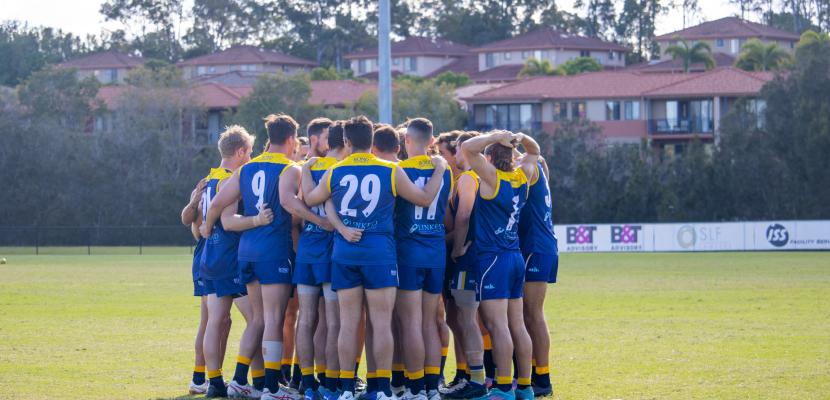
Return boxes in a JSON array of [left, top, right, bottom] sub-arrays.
[[648, 118, 714, 135], [471, 121, 543, 133]]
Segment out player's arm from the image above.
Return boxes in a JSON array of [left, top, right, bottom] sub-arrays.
[[221, 202, 273, 232], [190, 222, 200, 241], [201, 172, 241, 238], [181, 179, 206, 225], [538, 156, 550, 180], [443, 204, 454, 243], [460, 132, 505, 193], [324, 199, 363, 243], [300, 159, 332, 207], [451, 173, 476, 260], [280, 165, 333, 231], [515, 132, 541, 182], [395, 156, 447, 207]]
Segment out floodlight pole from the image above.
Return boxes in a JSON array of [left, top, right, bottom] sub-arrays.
[[378, 0, 392, 124]]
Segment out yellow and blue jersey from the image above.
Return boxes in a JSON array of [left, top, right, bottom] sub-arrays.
[[237, 152, 294, 263], [519, 162, 557, 255], [474, 168, 529, 255], [200, 168, 242, 280], [296, 157, 338, 264], [394, 155, 453, 269], [328, 152, 397, 265]]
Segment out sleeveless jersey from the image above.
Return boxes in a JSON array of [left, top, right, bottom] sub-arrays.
[[328, 153, 397, 265], [450, 170, 479, 269], [192, 238, 205, 281], [200, 167, 242, 280], [519, 162, 557, 255], [394, 155, 453, 269], [237, 152, 294, 262], [474, 169, 529, 255], [296, 157, 338, 264]]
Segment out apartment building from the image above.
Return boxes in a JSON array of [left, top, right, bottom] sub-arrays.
[[56, 50, 144, 84], [655, 17, 800, 59], [177, 45, 317, 79], [345, 36, 471, 78]]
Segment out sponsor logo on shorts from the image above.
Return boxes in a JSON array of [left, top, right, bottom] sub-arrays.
[[484, 284, 495, 290], [766, 224, 789, 247], [528, 266, 540, 273], [279, 267, 289, 273]]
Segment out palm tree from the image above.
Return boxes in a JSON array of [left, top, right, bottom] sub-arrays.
[[664, 37, 716, 73], [735, 38, 792, 71], [518, 57, 556, 78]]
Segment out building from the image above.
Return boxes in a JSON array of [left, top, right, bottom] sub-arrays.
[[345, 36, 471, 78], [56, 50, 145, 84], [464, 67, 772, 154], [177, 45, 317, 79], [654, 17, 800, 60]]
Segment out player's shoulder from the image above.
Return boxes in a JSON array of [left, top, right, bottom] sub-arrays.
[[461, 170, 479, 181], [311, 156, 338, 171], [207, 167, 233, 181], [497, 168, 528, 189], [398, 155, 435, 170], [248, 151, 294, 166], [333, 153, 395, 170]]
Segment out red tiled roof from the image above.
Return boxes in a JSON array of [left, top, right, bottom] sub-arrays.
[[655, 17, 800, 41], [58, 50, 144, 70], [627, 52, 736, 73], [308, 80, 376, 106], [464, 67, 773, 102], [346, 36, 470, 59], [178, 45, 316, 67], [472, 27, 629, 53], [468, 64, 523, 83]]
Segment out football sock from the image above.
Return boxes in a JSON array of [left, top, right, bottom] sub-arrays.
[[316, 364, 326, 387], [366, 371, 378, 392], [377, 369, 393, 396], [264, 341, 284, 393], [354, 356, 361, 377], [280, 358, 292, 382], [534, 365, 551, 388], [233, 355, 251, 385], [517, 376, 531, 390], [339, 369, 356, 393], [425, 366, 440, 392], [456, 363, 470, 381], [391, 364, 406, 388], [470, 365, 486, 385], [193, 365, 206, 385], [208, 368, 224, 389], [408, 369, 425, 394], [301, 367, 316, 391], [496, 375, 512, 392], [291, 359, 302, 387], [252, 369, 266, 391], [440, 347, 449, 379]]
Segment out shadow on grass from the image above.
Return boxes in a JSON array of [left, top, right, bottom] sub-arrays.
[[154, 396, 203, 400]]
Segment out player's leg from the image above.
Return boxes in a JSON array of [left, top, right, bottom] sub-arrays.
[[245, 281, 267, 393], [204, 293, 235, 397], [390, 318, 405, 396], [322, 283, 341, 398], [261, 282, 293, 396], [228, 294, 266, 398], [354, 309, 366, 392], [446, 289, 486, 399], [395, 287, 426, 396], [478, 299, 513, 397], [522, 282, 549, 395], [314, 297, 327, 388], [480, 320, 495, 384], [436, 298, 450, 386], [365, 286, 397, 399], [296, 284, 322, 396], [336, 286, 364, 396], [441, 298, 470, 394], [282, 295, 299, 386], [362, 307, 378, 400], [190, 296, 209, 395], [422, 291, 443, 399]]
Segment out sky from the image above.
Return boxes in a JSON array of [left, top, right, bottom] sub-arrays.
[[1, 0, 748, 39]]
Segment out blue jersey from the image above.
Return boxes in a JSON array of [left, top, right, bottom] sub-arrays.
[[474, 169, 529, 255], [296, 157, 338, 264], [395, 155, 453, 269], [328, 153, 397, 265], [200, 168, 242, 280], [519, 162, 557, 255], [451, 170, 480, 269], [192, 238, 205, 281], [237, 152, 294, 262]]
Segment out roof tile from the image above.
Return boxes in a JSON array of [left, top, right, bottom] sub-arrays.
[[472, 27, 629, 52], [178, 45, 316, 67], [655, 17, 800, 41]]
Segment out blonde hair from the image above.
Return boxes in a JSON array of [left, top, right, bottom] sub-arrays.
[[218, 125, 255, 158]]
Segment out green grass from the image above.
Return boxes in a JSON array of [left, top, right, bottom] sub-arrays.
[[0, 252, 828, 399]]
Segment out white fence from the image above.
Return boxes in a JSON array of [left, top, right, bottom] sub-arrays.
[[553, 220, 830, 253]]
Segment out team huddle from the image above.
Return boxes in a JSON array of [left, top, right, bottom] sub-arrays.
[[181, 114, 559, 400]]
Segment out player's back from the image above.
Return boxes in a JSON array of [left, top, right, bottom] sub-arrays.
[[519, 161, 557, 255], [328, 152, 396, 265], [201, 168, 242, 279], [475, 168, 528, 255], [395, 155, 452, 268], [237, 152, 294, 262], [296, 156, 338, 264]]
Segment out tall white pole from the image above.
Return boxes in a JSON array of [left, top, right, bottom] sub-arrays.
[[378, 0, 392, 124]]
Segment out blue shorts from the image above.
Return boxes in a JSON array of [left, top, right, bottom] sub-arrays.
[[239, 259, 293, 285], [478, 251, 525, 301], [193, 279, 208, 297], [332, 262, 398, 290], [398, 266, 444, 294], [293, 262, 331, 286], [203, 276, 247, 298], [523, 252, 559, 283]]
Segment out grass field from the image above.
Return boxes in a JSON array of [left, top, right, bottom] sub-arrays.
[[0, 252, 828, 399]]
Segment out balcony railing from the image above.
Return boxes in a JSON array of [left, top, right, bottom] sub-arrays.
[[648, 118, 714, 134], [471, 121, 543, 133]]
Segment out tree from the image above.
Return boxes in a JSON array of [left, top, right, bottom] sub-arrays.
[[575, 0, 617, 39], [728, 0, 761, 19], [0, 22, 86, 86], [664, 38, 715, 72], [99, 0, 186, 61], [310, 66, 357, 81], [735, 38, 792, 71], [518, 57, 557, 77], [184, 0, 282, 55], [17, 67, 101, 129], [617, 0, 666, 60], [432, 71, 471, 88], [555, 56, 604, 75], [673, 0, 700, 28], [353, 79, 465, 134]]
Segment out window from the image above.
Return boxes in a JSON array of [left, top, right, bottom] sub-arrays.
[[482, 104, 540, 130], [609, 51, 615, 60], [358, 59, 367, 74], [580, 50, 590, 58], [408, 57, 417, 72], [393, 57, 400, 65], [504, 52, 512, 60], [240, 64, 256, 71], [716, 38, 725, 47], [571, 102, 586, 119], [521, 50, 530, 59], [605, 101, 621, 120], [108, 69, 118, 82], [485, 53, 495, 68], [197, 66, 207, 75], [624, 101, 640, 120], [552, 102, 568, 121], [533, 50, 543, 60]]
